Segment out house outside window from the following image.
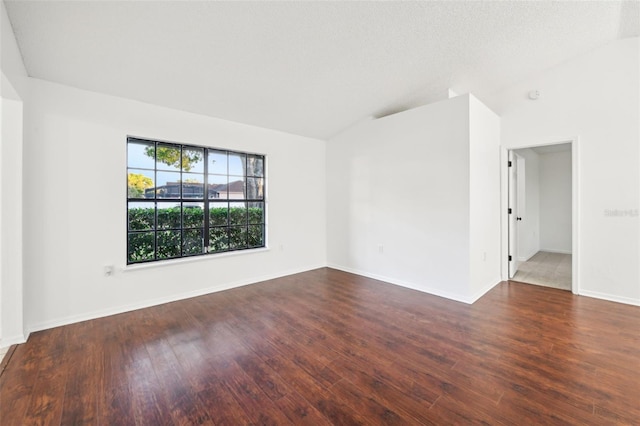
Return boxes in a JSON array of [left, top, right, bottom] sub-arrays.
[[127, 137, 265, 264]]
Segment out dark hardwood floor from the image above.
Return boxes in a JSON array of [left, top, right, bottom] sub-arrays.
[[1, 268, 639, 425]]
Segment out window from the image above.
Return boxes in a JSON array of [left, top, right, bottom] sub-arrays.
[[127, 137, 265, 264]]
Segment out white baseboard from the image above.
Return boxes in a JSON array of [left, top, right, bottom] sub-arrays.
[[518, 249, 539, 262], [19, 261, 639, 340], [540, 248, 572, 255], [468, 277, 502, 303], [27, 263, 326, 334], [327, 263, 499, 305], [0, 333, 28, 349], [578, 289, 640, 307]]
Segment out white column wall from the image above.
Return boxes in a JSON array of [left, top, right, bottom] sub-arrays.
[[0, 2, 28, 347], [469, 95, 501, 301], [328, 95, 502, 303]]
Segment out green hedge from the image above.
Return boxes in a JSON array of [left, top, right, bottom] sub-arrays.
[[128, 206, 264, 263]]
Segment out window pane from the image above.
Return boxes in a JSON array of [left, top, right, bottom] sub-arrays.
[[182, 147, 204, 173], [209, 202, 228, 226], [246, 177, 264, 200], [228, 152, 246, 176], [209, 150, 227, 175], [229, 226, 248, 250], [182, 173, 204, 199], [127, 140, 155, 169], [157, 230, 181, 259], [127, 138, 266, 264], [183, 228, 204, 256], [127, 169, 155, 199], [229, 202, 247, 226], [247, 202, 264, 225], [248, 225, 264, 248], [183, 203, 204, 228], [227, 178, 245, 199], [157, 202, 181, 229], [156, 171, 181, 198], [128, 202, 155, 231], [247, 155, 264, 177], [155, 143, 182, 171], [128, 232, 154, 263], [208, 174, 228, 199], [209, 227, 228, 253]]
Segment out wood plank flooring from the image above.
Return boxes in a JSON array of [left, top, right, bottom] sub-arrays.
[[1, 267, 639, 425]]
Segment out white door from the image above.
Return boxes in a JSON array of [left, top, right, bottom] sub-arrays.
[[508, 151, 519, 278], [516, 155, 526, 258]]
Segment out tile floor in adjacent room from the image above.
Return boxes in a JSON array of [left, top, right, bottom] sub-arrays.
[[513, 251, 572, 291]]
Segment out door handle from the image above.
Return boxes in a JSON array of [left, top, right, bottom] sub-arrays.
[[517, 217, 522, 221]]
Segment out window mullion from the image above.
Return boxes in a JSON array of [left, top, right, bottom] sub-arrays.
[[204, 149, 210, 252]]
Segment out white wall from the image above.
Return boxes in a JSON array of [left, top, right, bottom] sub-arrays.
[[327, 95, 471, 301], [487, 37, 640, 305], [539, 150, 572, 253], [1, 2, 27, 95], [513, 148, 540, 261], [327, 94, 501, 303], [0, 93, 24, 347], [22, 78, 327, 332], [469, 95, 502, 299], [0, 1, 28, 347]]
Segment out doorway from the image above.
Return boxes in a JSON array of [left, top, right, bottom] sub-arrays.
[[505, 140, 578, 292]]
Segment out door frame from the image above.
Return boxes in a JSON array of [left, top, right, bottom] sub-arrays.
[[500, 137, 580, 294], [507, 150, 522, 278]]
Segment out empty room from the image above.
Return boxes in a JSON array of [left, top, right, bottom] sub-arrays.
[[1, 1, 639, 424]]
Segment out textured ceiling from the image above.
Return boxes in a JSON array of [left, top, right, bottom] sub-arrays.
[[4, 1, 638, 140]]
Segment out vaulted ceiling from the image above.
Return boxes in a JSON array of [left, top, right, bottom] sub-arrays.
[[4, 1, 638, 140]]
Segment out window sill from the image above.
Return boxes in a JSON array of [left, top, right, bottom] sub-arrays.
[[123, 247, 271, 273]]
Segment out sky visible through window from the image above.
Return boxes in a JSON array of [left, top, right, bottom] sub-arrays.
[[127, 141, 249, 193]]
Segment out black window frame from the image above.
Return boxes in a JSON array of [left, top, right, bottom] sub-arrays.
[[127, 136, 266, 265]]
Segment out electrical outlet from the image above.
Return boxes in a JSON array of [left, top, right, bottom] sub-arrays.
[[378, 244, 384, 254]]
